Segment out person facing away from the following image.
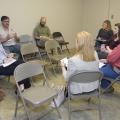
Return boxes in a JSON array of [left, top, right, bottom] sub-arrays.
[[33, 17, 51, 48], [61, 31, 99, 94], [0, 16, 21, 56], [96, 20, 113, 48]]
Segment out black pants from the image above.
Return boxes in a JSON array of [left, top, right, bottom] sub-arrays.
[[0, 60, 31, 89], [0, 60, 23, 75]]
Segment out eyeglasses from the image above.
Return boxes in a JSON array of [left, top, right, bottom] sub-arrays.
[[2, 20, 9, 23]]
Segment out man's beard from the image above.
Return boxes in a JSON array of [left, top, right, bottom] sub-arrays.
[[40, 23, 45, 27]]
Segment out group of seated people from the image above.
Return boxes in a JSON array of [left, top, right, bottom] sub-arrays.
[[0, 17, 120, 102], [0, 16, 51, 100], [96, 20, 120, 59], [61, 30, 120, 94]]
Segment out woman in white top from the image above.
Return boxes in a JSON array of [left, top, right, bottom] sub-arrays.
[[61, 31, 99, 94]]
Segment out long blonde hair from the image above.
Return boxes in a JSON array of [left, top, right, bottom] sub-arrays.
[[76, 31, 95, 61]]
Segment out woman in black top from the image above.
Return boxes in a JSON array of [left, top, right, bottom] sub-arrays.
[[96, 20, 113, 49]]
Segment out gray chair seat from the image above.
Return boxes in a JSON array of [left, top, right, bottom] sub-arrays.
[[22, 86, 57, 106]]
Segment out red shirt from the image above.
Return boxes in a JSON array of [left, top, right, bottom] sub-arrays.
[[107, 44, 120, 69]]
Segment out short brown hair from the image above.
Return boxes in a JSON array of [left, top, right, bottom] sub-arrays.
[[1, 16, 9, 22]]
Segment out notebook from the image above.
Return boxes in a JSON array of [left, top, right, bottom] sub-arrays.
[[3, 58, 16, 67], [60, 57, 68, 67], [99, 62, 105, 68]]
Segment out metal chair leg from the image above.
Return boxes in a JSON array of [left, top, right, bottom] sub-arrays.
[[7, 76, 10, 82], [98, 93, 102, 120], [68, 96, 71, 120], [21, 98, 31, 120], [14, 94, 19, 117], [65, 45, 70, 53], [53, 98, 62, 119]]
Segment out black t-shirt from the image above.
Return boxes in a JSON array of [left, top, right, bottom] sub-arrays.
[[97, 28, 113, 45]]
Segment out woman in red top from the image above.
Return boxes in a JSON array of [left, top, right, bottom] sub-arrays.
[[100, 44, 120, 90]]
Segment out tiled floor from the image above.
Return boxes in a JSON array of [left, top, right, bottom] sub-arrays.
[[0, 50, 120, 120]]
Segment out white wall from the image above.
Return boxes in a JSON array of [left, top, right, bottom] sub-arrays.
[[0, 0, 82, 48], [81, 0, 120, 38], [81, 0, 109, 38], [109, 0, 120, 26]]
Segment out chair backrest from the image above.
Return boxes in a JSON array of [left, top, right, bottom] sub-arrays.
[[52, 32, 64, 42], [21, 43, 41, 61], [68, 71, 103, 85], [45, 40, 62, 55], [19, 34, 34, 44], [14, 62, 45, 83]]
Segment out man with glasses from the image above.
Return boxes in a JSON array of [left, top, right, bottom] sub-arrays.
[[0, 16, 21, 57]]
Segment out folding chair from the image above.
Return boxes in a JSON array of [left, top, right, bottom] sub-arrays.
[[67, 71, 103, 120], [21, 43, 51, 78], [20, 42, 42, 62], [14, 62, 61, 120], [45, 40, 66, 73], [45, 40, 66, 62], [19, 34, 34, 45], [102, 74, 120, 93], [52, 32, 70, 53], [35, 38, 48, 59]]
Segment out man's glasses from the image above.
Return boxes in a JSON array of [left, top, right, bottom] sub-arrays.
[[3, 20, 9, 23]]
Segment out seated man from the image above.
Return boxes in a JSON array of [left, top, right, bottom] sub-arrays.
[[33, 17, 51, 48], [0, 43, 31, 89], [0, 16, 21, 58]]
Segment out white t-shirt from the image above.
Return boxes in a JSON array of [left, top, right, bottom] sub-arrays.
[[0, 44, 7, 66], [0, 26, 16, 46], [63, 53, 99, 94]]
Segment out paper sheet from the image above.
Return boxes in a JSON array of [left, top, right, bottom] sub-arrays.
[[3, 58, 16, 67]]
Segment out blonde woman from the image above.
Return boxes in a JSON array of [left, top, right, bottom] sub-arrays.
[[61, 31, 99, 94]]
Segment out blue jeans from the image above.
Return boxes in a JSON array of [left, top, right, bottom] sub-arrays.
[[3, 44, 20, 53], [100, 64, 119, 88], [3, 44, 22, 59]]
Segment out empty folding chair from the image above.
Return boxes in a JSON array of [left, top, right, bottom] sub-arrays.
[[45, 40, 67, 73], [45, 40, 66, 62], [19, 34, 34, 45], [14, 62, 61, 120], [20, 43, 42, 62], [52, 32, 69, 53]]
